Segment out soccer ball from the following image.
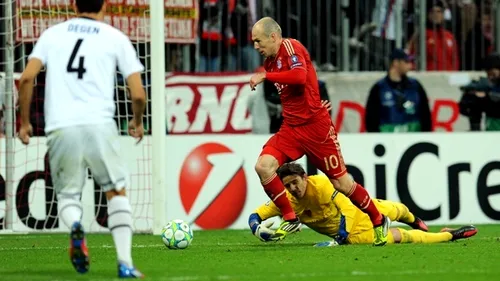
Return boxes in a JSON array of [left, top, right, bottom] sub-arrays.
[[161, 219, 194, 250]]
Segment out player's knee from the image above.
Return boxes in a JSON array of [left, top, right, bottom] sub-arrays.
[[391, 228, 402, 243], [255, 155, 279, 180], [330, 174, 355, 194]]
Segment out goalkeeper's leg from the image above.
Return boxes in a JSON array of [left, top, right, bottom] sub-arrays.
[[391, 226, 478, 244], [374, 199, 428, 231]]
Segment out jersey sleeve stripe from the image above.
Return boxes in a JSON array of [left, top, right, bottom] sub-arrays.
[[331, 190, 339, 200], [283, 39, 295, 56]]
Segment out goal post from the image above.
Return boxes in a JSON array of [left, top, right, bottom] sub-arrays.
[[2, 0, 16, 231], [150, 0, 167, 235], [0, 0, 174, 234]]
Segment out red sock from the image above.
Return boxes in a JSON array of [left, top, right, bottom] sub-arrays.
[[348, 183, 383, 226], [262, 173, 296, 221]]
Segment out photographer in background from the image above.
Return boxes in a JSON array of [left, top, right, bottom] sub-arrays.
[[459, 53, 500, 131], [365, 49, 432, 133]]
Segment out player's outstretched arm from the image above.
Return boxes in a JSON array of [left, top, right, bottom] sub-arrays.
[[18, 58, 43, 144], [265, 68, 307, 85], [314, 192, 356, 247], [265, 50, 308, 85], [249, 56, 307, 90], [313, 215, 349, 247]]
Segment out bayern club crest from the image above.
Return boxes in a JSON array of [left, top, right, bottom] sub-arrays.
[[277, 59, 282, 69]]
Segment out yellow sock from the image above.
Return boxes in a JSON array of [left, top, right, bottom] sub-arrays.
[[397, 228, 453, 244], [386, 202, 415, 224]]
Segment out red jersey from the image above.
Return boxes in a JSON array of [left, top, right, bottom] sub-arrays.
[[409, 28, 459, 71], [264, 38, 327, 126]]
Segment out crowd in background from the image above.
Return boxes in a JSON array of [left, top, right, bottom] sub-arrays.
[[0, 0, 499, 137], [163, 0, 497, 73]]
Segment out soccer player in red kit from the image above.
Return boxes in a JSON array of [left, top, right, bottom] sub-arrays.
[[249, 17, 390, 246]]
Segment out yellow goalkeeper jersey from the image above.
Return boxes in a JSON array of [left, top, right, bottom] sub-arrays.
[[254, 175, 364, 237]]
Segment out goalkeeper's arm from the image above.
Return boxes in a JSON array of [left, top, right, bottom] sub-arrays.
[[248, 213, 277, 242], [314, 215, 349, 247], [248, 213, 262, 232]]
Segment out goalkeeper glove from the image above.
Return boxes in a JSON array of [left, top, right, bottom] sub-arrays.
[[251, 221, 277, 242], [334, 214, 349, 245], [313, 215, 349, 247], [314, 240, 340, 247], [313, 234, 346, 247]]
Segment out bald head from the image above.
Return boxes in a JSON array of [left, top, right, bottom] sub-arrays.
[[252, 17, 283, 58], [253, 17, 282, 38]]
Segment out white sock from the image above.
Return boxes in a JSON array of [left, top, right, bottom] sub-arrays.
[[57, 194, 83, 229], [107, 196, 133, 267]]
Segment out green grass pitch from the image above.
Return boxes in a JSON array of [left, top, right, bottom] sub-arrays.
[[0, 224, 499, 281]]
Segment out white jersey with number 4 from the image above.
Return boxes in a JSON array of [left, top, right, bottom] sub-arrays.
[[29, 17, 144, 133]]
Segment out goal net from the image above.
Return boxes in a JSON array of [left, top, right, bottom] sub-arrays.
[[0, 0, 170, 233]]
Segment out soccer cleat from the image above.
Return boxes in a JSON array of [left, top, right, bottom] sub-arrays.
[[270, 218, 302, 241], [373, 216, 391, 246], [441, 225, 478, 241], [118, 263, 145, 279], [407, 217, 429, 232], [69, 222, 89, 274]]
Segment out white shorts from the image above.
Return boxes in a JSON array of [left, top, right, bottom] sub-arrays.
[[47, 122, 129, 194]]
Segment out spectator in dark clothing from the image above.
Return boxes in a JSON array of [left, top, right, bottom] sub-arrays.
[[464, 10, 494, 70], [230, 0, 259, 72], [365, 49, 432, 133], [198, 0, 235, 72]]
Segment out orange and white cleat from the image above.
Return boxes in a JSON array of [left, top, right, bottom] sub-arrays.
[[441, 225, 478, 241], [408, 217, 429, 232]]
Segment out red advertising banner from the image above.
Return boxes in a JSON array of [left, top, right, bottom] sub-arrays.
[[16, 0, 199, 43], [165, 73, 254, 135]]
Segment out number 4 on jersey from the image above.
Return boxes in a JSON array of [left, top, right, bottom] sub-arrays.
[[67, 39, 87, 79]]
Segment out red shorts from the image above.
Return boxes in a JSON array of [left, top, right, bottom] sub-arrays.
[[261, 114, 347, 179]]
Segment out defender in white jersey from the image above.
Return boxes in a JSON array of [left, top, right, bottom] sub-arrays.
[[18, 0, 146, 278]]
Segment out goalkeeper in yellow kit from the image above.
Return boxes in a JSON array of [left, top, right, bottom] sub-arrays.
[[248, 163, 478, 246]]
